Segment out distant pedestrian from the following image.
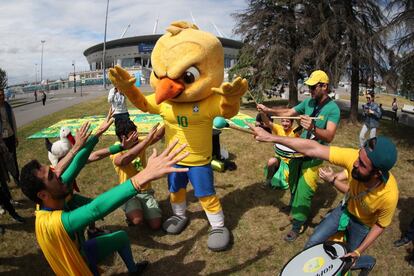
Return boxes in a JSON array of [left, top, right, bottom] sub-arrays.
[[108, 87, 129, 123], [41, 91, 47, 106], [379, 104, 384, 119], [392, 97, 398, 123], [0, 88, 19, 185], [359, 93, 381, 147], [34, 90, 38, 102]]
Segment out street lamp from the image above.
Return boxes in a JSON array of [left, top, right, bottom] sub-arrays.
[[72, 61, 76, 93], [40, 40, 46, 84], [34, 63, 38, 84], [102, 0, 109, 89]]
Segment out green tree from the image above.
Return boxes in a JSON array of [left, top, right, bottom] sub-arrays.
[[0, 68, 7, 89], [233, 0, 316, 106]]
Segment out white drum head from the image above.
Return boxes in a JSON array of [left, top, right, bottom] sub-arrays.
[[280, 242, 349, 276], [275, 143, 297, 153]]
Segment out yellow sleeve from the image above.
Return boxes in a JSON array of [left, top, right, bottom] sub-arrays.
[[271, 124, 282, 135], [329, 147, 359, 173]]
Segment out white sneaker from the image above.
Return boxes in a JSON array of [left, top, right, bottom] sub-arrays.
[[0, 206, 5, 215], [10, 200, 21, 206]]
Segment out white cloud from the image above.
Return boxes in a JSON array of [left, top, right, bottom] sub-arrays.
[[0, 0, 247, 85]]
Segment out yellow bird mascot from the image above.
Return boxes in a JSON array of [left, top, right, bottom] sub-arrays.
[[109, 21, 248, 251]]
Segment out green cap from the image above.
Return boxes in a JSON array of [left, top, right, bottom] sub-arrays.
[[364, 137, 397, 182]]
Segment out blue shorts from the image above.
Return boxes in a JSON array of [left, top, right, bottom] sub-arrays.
[[168, 164, 215, 198]]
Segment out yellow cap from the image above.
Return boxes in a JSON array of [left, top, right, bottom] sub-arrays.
[[304, 70, 329, 86]]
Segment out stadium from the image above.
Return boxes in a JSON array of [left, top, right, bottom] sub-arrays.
[[81, 34, 243, 84]]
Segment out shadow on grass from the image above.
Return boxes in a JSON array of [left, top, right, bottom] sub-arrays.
[[0, 251, 52, 275]]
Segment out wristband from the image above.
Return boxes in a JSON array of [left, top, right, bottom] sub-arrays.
[[108, 144, 123, 154], [353, 249, 361, 257]]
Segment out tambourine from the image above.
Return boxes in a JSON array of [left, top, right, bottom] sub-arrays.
[[280, 241, 353, 276]]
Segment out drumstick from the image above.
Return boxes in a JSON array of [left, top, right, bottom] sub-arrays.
[[247, 90, 259, 105], [227, 122, 256, 135], [271, 116, 320, 120], [279, 221, 292, 231]]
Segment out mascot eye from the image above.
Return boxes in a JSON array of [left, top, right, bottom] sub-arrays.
[[182, 66, 200, 84], [153, 71, 159, 79]]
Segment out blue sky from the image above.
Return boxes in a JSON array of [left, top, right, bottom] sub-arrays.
[[0, 0, 248, 84]]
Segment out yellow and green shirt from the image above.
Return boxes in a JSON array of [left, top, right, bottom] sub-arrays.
[[110, 149, 151, 191], [146, 94, 222, 166], [329, 146, 399, 228]]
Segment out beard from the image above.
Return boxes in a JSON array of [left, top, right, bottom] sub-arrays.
[[50, 190, 70, 201], [351, 167, 371, 182]]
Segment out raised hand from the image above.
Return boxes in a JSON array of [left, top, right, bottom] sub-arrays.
[[121, 131, 139, 150], [95, 108, 115, 137], [318, 167, 335, 183], [131, 139, 189, 190], [212, 76, 248, 98], [74, 122, 92, 151], [108, 65, 136, 92], [257, 103, 270, 114]]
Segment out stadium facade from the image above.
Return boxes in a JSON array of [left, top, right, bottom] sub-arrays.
[[81, 34, 243, 83]]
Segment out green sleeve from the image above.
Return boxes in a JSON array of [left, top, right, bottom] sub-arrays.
[[61, 179, 137, 234], [327, 105, 341, 125], [294, 99, 306, 114], [61, 136, 99, 185]]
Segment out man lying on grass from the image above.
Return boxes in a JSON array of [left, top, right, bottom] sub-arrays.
[[249, 123, 398, 276], [20, 117, 188, 275]]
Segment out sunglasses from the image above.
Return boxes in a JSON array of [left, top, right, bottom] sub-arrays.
[[308, 83, 323, 90]]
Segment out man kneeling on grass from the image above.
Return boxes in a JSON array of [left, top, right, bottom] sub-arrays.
[[20, 134, 188, 275], [249, 124, 398, 276]]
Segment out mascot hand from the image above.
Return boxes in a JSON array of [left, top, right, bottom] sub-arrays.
[[212, 77, 248, 98], [108, 65, 136, 91]]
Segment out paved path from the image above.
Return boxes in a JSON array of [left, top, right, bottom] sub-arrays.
[[13, 85, 152, 128]]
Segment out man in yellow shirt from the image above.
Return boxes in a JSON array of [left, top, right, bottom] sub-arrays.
[[249, 125, 398, 276]]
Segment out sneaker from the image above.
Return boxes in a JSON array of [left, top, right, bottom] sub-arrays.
[[129, 261, 149, 275], [284, 230, 299, 242], [393, 236, 411, 247], [11, 213, 25, 223], [0, 206, 5, 215]]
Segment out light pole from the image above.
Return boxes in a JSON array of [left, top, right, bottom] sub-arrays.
[[102, 0, 109, 89], [34, 63, 38, 84], [72, 61, 76, 93], [40, 40, 46, 84]]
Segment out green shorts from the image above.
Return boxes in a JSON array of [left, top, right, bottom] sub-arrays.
[[122, 189, 162, 220]]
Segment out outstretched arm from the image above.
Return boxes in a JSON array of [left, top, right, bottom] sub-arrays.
[[109, 65, 157, 112], [113, 124, 159, 167], [212, 77, 248, 118], [249, 123, 330, 161], [61, 139, 190, 234]]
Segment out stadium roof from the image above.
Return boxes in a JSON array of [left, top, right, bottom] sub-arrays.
[[84, 34, 243, 56]]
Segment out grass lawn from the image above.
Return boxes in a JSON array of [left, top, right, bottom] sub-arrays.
[[1, 96, 413, 275], [339, 93, 413, 109]]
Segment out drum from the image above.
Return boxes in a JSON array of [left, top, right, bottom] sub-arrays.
[[274, 143, 304, 159], [280, 242, 352, 276]]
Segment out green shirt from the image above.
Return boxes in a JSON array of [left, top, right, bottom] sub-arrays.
[[294, 98, 340, 144]]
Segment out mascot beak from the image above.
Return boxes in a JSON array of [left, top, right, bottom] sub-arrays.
[[67, 133, 76, 146], [155, 77, 185, 104]]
